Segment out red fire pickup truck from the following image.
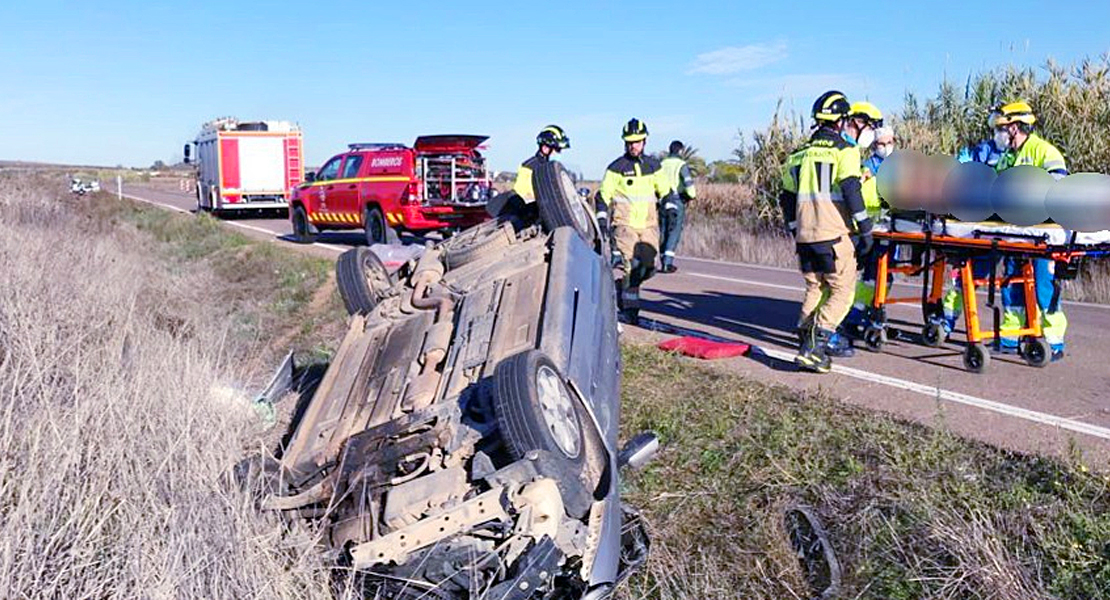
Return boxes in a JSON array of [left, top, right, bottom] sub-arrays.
[[289, 135, 493, 244]]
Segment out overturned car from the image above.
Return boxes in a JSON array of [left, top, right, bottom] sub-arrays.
[[258, 161, 655, 598]]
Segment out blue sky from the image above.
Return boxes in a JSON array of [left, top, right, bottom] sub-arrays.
[[1, 1, 1108, 178]]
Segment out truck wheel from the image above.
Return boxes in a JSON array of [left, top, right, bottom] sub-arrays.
[[291, 205, 316, 244], [531, 160, 597, 244], [364, 206, 399, 246], [336, 247, 394, 315], [492, 350, 585, 469]]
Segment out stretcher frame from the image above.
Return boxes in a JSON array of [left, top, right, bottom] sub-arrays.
[[864, 219, 1110, 373]]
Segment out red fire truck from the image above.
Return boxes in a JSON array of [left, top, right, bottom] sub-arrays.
[[184, 118, 304, 216], [289, 135, 492, 244]]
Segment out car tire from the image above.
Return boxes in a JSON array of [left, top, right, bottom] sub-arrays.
[[291, 205, 316, 244], [442, 221, 513, 269], [365, 205, 399, 246], [531, 160, 596, 244], [493, 350, 586, 469], [336, 247, 393, 315]]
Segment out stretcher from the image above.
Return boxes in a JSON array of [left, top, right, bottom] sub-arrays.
[[862, 216, 1110, 373]]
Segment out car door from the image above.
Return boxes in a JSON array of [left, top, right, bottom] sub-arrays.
[[314, 155, 344, 222], [332, 153, 364, 224]]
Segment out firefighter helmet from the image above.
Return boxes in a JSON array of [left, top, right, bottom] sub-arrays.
[[536, 125, 570, 150], [993, 101, 1037, 126], [813, 91, 851, 123], [849, 101, 884, 127], [622, 118, 649, 142]]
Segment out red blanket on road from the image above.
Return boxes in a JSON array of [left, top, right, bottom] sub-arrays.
[[657, 336, 750, 360]]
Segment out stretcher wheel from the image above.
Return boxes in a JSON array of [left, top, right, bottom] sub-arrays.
[[863, 326, 886, 352], [921, 322, 945, 348], [963, 344, 990, 374], [1020, 338, 1051, 368]]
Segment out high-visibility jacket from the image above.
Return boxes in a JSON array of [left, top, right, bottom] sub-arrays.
[[512, 152, 549, 201], [779, 128, 868, 244], [860, 154, 885, 218], [599, 154, 672, 229], [997, 133, 1068, 178], [660, 155, 697, 200]]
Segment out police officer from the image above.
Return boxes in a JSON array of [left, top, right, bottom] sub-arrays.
[[658, 140, 698, 273], [599, 118, 673, 323], [992, 101, 1069, 361], [513, 125, 570, 202], [780, 91, 874, 373]]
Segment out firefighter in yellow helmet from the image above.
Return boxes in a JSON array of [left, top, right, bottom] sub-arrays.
[[513, 125, 570, 202], [992, 101, 1069, 361], [780, 91, 875, 373], [599, 118, 674, 323]]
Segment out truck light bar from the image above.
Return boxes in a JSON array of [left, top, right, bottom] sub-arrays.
[[348, 143, 407, 151]]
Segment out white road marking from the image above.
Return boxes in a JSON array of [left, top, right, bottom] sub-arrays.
[[756, 345, 1110, 441], [641, 316, 1110, 442]]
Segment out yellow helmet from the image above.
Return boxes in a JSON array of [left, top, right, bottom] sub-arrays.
[[993, 101, 1037, 126], [849, 101, 884, 126]]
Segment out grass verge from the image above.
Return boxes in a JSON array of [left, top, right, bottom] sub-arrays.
[[618, 343, 1110, 600], [0, 172, 341, 598]]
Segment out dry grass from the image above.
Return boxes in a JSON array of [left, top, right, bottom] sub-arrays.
[[617, 344, 1110, 600], [0, 172, 337, 598]]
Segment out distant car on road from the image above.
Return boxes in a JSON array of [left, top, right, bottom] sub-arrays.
[[288, 135, 493, 245], [255, 160, 655, 599]]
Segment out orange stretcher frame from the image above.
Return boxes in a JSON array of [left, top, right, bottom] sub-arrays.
[[864, 229, 1093, 372]]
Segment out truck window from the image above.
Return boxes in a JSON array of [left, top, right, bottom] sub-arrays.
[[341, 155, 363, 180], [318, 156, 342, 181]]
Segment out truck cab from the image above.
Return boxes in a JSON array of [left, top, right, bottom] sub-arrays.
[[289, 135, 492, 245]]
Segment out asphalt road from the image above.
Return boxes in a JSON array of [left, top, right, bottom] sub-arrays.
[[123, 182, 1110, 462]]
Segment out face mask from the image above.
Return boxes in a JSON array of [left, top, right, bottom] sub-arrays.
[[856, 128, 876, 149], [875, 144, 893, 159], [993, 129, 1011, 150]]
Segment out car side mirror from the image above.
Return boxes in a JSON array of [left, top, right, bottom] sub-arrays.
[[305, 172, 317, 183], [618, 432, 659, 470], [183, 143, 191, 165]]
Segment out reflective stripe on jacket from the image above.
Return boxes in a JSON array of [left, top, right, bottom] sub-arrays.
[[599, 154, 672, 229], [779, 128, 866, 244]]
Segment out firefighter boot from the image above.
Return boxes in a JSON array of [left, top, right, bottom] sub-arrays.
[[826, 328, 856, 358], [795, 327, 832, 374], [616, 279, 640, 325]]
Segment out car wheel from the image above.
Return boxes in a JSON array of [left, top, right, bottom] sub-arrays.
[[291, 205, 316, 244], [493, 350, 586, 467], [531, 160, 597, 244], [441, 221, 513, 269], [336, 247, 394, 315], [365, 205, 399, 245]]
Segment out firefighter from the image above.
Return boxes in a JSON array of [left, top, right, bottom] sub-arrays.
[[513, 125, 571, 202], [658, 140, 698, 273], [992, 101, 1069, 361], [780, 91, 874, 373], [599, 118, 674, 323]]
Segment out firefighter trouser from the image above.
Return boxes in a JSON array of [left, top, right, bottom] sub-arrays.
[[1000, 258, 1068, 349], [798, 237, 857, 331], [658, 196, 686, 267], [614, 224, 659, 311]]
